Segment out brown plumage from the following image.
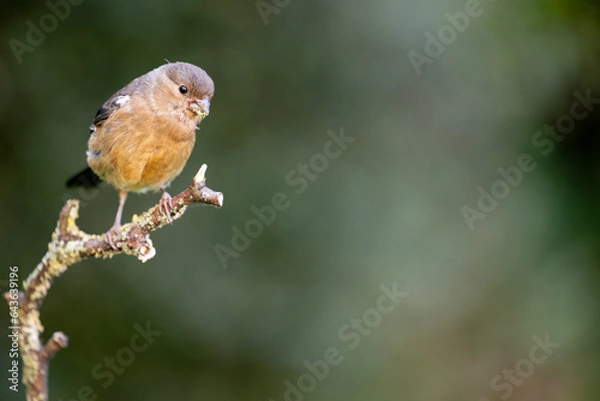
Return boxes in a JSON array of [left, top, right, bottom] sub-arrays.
[[67, 61, 214, 248]]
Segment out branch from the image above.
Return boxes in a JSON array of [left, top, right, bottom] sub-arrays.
[[3, 164, 223, 401]]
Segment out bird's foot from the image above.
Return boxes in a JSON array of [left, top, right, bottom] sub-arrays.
[[104, 225, 121, 250], [159, 191, 174, 224]]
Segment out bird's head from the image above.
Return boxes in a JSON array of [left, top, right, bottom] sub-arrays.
[[162, 62, 214, 124]]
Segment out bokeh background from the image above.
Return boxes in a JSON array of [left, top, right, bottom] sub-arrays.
[[2, 0, 600, 400]]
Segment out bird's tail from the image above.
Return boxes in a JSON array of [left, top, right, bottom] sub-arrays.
[[66, 167, 102, 188]]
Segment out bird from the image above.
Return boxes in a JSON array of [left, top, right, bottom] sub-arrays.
[[66, 61, 215, 248]]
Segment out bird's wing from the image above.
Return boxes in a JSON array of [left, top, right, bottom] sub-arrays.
[[89, 90, 132, 134]]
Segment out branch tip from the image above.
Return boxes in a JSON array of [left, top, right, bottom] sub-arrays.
[[58, 199, 81, 235], [44, 332, 69, 359], [194, 163, 208, 184], [137, 245, 156, 262]]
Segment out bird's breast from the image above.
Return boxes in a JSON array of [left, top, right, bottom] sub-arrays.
[[88, 111, 197, 193], [138, 125, 196, 191]]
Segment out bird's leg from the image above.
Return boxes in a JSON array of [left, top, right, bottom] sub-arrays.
[[105, 190, 128, 249], [159, 188, 174, 224]]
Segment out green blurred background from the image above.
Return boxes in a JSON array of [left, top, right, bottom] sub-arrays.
[[2, 0, 600, 400]]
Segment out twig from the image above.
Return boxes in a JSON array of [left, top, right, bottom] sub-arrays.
[[3, 164, 223, 401]]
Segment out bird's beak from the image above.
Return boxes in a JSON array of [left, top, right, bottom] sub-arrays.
[[190, 97, 210, 119]]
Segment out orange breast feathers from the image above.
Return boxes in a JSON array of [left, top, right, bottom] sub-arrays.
[[87, 100, 196, 193]]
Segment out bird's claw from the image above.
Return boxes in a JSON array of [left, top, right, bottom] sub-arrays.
[[104, 226, 120, 250], [159, 191, 174, 224]]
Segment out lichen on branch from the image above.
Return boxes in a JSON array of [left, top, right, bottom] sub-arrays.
[[3, 164, 223, 401]]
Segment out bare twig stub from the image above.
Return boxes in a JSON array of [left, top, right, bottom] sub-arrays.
[[3, 164, 223, 401]]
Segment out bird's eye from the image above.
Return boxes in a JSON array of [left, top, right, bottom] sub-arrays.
[[179, 85, 188, 94]]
